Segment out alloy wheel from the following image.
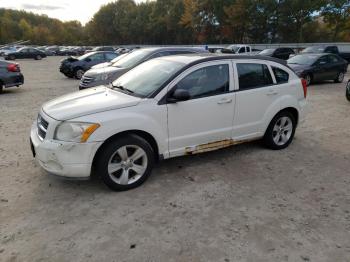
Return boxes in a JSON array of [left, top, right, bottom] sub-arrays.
[[272, 116, 293, 146], [107, 145, 148, 185]]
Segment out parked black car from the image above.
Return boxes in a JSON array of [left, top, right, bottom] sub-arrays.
[[287, 53, 348, 86], [56, 48, 79, 56], [59, 51, 118, 79], [79, 47, 208, 90], [346, 80, 350, 101], [259, 48, 295, 60], [0, 60, 24, 93], [301, 45, 350, 62], [5, 47, 46, 60]]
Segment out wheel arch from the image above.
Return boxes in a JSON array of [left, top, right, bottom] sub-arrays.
[[92, 129, 160, 172], [263, 107, 299, 136]]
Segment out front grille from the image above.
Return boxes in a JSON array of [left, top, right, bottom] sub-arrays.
[[37, 114, 49, 140], [80, 76, 94, 87]]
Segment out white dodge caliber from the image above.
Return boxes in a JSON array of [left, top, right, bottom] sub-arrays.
[[30, 54, 308, 191]]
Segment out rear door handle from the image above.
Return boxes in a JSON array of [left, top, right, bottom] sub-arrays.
[[266, 90, 278, 96], [217, 98, 232, 104]]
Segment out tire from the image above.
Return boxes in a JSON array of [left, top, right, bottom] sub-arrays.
[[0, 83, 3, 94], [263, 111, 296, 150], [35, 55, 42, 60], [346, 81, 350, 101], [74, 68, 85, 80], [9, 55, 15, 60], [95, 134, 155, 191], [304, 74, 312, 86], [334, 71, 344, 83]]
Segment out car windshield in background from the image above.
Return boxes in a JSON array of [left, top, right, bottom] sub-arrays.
[[112, 49, 153, 69], [111, 59, 184, 97], [288, 55, 318, 65], [259, 49, 275, 55], [302, 46, 324, 53]]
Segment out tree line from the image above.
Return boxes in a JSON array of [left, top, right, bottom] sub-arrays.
[[1, 0, 349, 46]]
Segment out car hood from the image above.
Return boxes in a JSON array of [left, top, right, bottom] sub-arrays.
[[84, 66, 127, 77], [91, 62, 112, 69], [42, 86, 141, 120]]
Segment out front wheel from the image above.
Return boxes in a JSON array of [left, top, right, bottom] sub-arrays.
[[95, 135, 155, 191], [74, 69, 85, 79], [264, 111, 296, 150], [35, 55, 42, 60]]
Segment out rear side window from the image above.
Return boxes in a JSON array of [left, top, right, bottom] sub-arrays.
[[272, 67, 289, 84], [237, 63, 273, 90]]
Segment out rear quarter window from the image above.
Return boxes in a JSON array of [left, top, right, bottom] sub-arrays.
[[272, 67, 289, 84]]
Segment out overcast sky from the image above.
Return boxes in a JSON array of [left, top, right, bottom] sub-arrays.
[[1, 0, 146, 24]]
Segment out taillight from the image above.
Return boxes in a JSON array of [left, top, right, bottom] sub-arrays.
[[7, 63, 20, 72], [301, 79, 307, 98]]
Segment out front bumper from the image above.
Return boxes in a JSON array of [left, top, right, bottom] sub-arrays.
[[30, 118, 102, 179]]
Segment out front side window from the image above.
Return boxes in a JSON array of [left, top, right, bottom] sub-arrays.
[[89, 53, 105, 61], [237, 63, 273, 90], [176, 64, 229, 99], [272, 67, 289, 84]]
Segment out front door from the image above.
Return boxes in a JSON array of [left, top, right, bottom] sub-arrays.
[[166, 61, 235, 157]]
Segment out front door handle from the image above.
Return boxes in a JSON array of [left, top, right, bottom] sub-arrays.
[[217, 98, 233, 104]]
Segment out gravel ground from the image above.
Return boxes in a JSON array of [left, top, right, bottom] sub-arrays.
[[0, 57, 349, 262]]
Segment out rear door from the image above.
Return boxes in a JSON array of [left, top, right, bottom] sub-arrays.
[[232, 61, 279, 139]]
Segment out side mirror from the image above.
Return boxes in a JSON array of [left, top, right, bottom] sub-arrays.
[[85, 57, 91, 62], [167, 89, 190, 103]]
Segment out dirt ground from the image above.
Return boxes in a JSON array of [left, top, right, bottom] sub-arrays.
[[0, 57, 349, 262]]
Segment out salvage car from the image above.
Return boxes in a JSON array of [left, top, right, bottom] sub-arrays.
[[79, 47, 207, 90], [5, 47, 46, 60], [0, 60, 24, 93], [30, 54, 307, 191], [59, 51, 118, 79], [287, 53, 348, 86], [300, 45, 350, 62], [346, 80, 350, 101]]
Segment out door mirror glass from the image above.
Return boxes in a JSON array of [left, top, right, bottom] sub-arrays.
[[168, 89, 190, 103]]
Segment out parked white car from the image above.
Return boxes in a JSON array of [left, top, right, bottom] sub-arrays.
[[30, 54, 308, 191]]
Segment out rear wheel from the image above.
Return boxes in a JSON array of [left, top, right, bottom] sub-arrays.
[[35, 55, 42, 60], [264, 111, 296, 150], [346, 81, 350, 101], [95, 135, 155, 191], [335, 71, 344, 83], [9, 55, 15, 60], [74, 68, 85, 79]]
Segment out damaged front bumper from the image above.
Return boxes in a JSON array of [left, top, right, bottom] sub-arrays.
[[30, 120, 102, 179]]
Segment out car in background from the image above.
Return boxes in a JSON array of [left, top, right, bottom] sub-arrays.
[[37, 47, 55, 56], [5, 47, 46, 60], [30, 54, 307, 191], [59, 51, 118, 79], [79, 47, 208, 90], [56, 48, 79, 56], [0, 60, 24, 93], [91, 53, 128, 70], [259, 48, 295, 60], [85, 46, 115, 54], [346, 80, 350, 101], [0, 46, 18, 56], [287, 53, 348, 86], [299, 45, 350, 62], [221, 45, 253, 54]]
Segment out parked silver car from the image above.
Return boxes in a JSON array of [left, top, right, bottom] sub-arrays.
[[79, 47, 208, 90]]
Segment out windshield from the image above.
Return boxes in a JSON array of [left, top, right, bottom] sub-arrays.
[[111, 59, 184, 97], [110, 53, 128, 63], [112, 49, 152, 68], [227, 45, 240, 53], [259, 49, 275, 55], [288, 55, 318, 65], [301, 46, 324, 53], [78, 52, 95, 60]]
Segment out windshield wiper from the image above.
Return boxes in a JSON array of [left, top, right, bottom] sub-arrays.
[[111, 84, 134, 94]]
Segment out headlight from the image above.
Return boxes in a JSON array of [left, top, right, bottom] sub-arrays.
[[54, 122, 100, 143]]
